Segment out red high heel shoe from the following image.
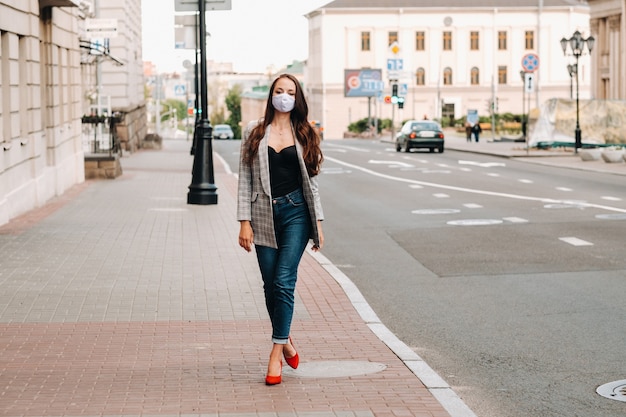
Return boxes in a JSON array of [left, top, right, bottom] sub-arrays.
[[284, 336, 299, 369], [265, 362, 282, 385]]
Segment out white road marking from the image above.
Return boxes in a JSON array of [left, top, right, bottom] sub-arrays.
[[556, 187, 573, 192], [503, 217, 529, 223], [602, 196, 622, 201], [464, 203, 483, 209], [323, 167, 351, 174], [434, 193, 450, 198], [487, 173, 500, 177], [448, 219, 503, 226], [409, 184, 424, 189], [413, 209, 460, 214], [368, 160, 414, 168], [519, 179, 533, 184], [559, 237, 594, 246], [325, 143, 370, 152], [459, 160, 506, 168], [324, 156, 626, 214]]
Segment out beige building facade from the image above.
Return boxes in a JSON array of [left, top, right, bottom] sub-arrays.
[[0, 0, 147, 226], [0, 1, 85, 225], [306, 0, 591, 139], [588, 0, 626, 99]]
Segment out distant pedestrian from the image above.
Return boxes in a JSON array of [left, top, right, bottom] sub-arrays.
[[465, 122, 472, 142], [237, 73, 325, 386], [472, 122, 482, 142]]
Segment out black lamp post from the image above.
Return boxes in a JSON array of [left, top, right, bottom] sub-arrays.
[[560, 30, 594, 153], [520, 70, 527, 141], [567, 63, 577, 100], [187, 0, 218, 205]]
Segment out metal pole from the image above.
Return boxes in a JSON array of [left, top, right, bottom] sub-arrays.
[[187, 0, 218, 205], [574, 53, 581, 153]]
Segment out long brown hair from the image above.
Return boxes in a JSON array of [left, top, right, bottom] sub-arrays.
[[242, 74, 323, 177]]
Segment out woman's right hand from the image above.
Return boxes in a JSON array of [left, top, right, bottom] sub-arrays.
[[238, 221, 254, 252]]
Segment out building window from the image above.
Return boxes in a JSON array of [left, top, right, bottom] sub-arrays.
[[443, 67, 452, 85], [498, 66, 507, 84], [388, 31, 398, 46], [470, 31, 479, 50], [361, 31, 371, 51], [1, 31, 11, 143], [416, 67, 425, 85], [525, 31, 534, 50], [471, 67, 480, 85], [498, 31, 507, 50], [443, 31, 452, 51], [415, 31, 425, 51]]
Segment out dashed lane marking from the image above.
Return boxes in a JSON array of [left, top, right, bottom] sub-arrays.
[[503, 217, 529, 223], [559, 237, 594, 246]]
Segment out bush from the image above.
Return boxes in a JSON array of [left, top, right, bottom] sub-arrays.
[[347, 117, 392, 134]]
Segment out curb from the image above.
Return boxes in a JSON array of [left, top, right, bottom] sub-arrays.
[[308, 248, 478, 417]]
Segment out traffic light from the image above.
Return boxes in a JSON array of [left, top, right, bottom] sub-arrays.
[[384, 95, 391, 104], [397, 97, 405, 109], [392, 83, 398, 98]]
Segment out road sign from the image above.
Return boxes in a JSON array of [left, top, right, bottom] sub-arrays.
[[387, 59, 404, 71], [174, 85, 186, 96], [175, 0, 232, 11], [522, 53, 539, 72], [399, 83, 408, 97], [85, 18, 118, 39]]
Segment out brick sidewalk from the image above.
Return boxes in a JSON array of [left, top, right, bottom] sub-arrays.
[[0, 140, 471, 417]]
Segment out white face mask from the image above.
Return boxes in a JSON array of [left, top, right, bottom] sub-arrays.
[[272, 93, 295, 113]]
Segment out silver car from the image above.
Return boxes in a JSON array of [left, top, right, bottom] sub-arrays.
[[213, 124, 234, 140]]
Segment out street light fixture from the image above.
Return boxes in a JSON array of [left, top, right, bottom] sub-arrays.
[[567, 63, 577, 100], [560, 30, 594, 153]]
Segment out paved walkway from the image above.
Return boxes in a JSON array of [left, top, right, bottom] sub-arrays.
[[0, 139, 470, 417], [442, 128, 626, 176], [1, 134, 623, 417]]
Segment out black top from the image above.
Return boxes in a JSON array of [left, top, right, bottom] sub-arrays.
[[268, 145, 302, 197]]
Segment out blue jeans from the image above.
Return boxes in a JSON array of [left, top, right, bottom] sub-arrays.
[[255, 188, 311, 344]]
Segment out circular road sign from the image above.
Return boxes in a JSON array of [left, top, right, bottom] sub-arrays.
[[522, 53, 539, 72]]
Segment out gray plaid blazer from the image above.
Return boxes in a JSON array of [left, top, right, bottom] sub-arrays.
[[237, 121, 324, 249]]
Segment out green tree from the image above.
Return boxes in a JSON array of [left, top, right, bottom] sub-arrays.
[[225, 84, 242, 138]]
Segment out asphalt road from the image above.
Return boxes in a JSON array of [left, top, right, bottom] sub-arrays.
[[214, 138, 626, 417]]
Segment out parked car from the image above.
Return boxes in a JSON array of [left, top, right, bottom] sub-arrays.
[[213, 124, 234, 140], [395, 120, 444, 153]]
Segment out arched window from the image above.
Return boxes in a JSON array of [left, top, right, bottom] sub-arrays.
[[443, 67, 453, 85], [416, 67, 425, 85], [471, 67, 479, 85]]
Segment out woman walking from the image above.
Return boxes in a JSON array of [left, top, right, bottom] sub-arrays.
[[237, 74, 324, 385]]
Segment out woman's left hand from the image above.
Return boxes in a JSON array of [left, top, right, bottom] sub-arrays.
[[312, 220, 324, 252]]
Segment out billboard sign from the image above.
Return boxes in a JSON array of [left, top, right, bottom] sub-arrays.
[[344, 69, 383, 97]]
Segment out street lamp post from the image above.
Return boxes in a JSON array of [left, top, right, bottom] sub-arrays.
[[560, 30, 594, 153], [520, 70, 527, 141], [187, 0, 218, 205]]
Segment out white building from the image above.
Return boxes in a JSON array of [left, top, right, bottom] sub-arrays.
[[587, 0, 626, 99], [305, 0, 591, 139]]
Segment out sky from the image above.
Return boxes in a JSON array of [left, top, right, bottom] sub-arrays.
[[141, 0, 331, 73]]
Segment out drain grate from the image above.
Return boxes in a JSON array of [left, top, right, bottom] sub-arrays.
[[597, 379, 626, 402]]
